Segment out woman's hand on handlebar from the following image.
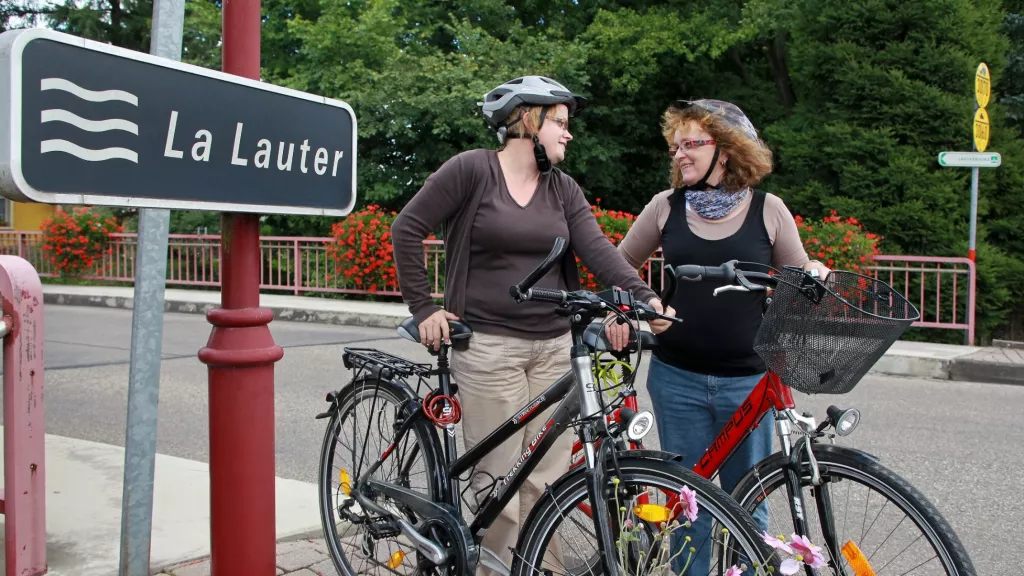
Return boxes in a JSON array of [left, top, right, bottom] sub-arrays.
[[419, 308, 461, 351], [647, 298, 676, 335], [603, 298, 677, 351], [803, 259, 832, 280], [603, 312, 637, 352]]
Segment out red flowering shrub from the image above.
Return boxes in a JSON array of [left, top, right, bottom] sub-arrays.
[[322, 202, 880, 298], [40, 207, 122, 277], [324, 205, 401, 293], [577, 199, 639, 291], [794, 210, 881, 273]]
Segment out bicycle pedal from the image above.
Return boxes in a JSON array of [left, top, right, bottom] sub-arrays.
[[366, 516, 402, 539]]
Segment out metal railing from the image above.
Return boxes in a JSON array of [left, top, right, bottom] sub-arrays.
[[0, 231, 975, 342], [866, 255, 976, 345]]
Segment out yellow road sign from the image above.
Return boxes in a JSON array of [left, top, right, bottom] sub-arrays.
[[976, 63, 991, 109], [974, 108, 990, 152]]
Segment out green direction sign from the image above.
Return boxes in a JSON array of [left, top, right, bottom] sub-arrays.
[[938, 151, 1001, 168]]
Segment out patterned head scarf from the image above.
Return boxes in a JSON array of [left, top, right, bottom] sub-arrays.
[[669, 99, 759, 142]]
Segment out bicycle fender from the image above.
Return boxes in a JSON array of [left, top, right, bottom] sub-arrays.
[[614, 449, 684, 463], [811, 442, 881, 464], [315, 373, 422, 419]]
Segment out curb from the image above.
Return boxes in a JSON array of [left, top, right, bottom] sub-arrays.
[[948, 359, 1024, 385], [867, 354, 953, 381], [43, 292, 407, 329]]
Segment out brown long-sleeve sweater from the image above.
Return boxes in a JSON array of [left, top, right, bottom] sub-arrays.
[[391, 149, 658, 338]]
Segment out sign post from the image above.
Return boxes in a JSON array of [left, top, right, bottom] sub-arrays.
[[118, 1, 184, 574], [939, 63, 995, 264], [968, 63, 992, 262], [196, 1, 280, 573], [0, 19, 356, 576]]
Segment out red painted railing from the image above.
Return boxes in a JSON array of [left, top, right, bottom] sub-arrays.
[[866, 255, 976, 345], [0, 231, 975, 342]]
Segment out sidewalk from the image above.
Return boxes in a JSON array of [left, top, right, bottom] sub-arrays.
[[157, 538, 333, 576], [42, 283, 1024, 386], [0, 430, 322, 576]]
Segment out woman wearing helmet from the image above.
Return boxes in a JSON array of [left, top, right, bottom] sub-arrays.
[[606, 99, 829, 574], [391, 76, 674, 575]]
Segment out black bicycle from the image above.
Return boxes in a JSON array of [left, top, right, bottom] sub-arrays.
[[316, 238, 777, 576]]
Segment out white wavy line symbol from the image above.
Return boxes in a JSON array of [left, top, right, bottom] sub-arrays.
[[41, 140, 138, 163], [39, 77, 139, 163], [40, 78, 138, 105], [41, 109, 138, 135]]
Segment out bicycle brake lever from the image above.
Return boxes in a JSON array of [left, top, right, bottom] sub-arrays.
[[733, 268, 765, 291], [713, 285, 751, 296]]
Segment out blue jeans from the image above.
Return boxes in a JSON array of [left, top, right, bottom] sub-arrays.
[[646, 356, 774, 574]]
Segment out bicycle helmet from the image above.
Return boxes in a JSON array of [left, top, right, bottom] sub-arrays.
[[668, 99, 760, 190], [478, 76, 587, 174], [479, 76, 587, 129]]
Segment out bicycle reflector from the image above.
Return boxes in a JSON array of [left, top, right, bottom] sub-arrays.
[[841, 540, 876, 575], [627, 410, 655, 441], [828, 405, 861, 437]]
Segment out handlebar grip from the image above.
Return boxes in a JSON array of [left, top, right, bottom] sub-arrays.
[[672, 264, 706, 281], [672, 264, 731, 281], [526, 288, 567, 304]]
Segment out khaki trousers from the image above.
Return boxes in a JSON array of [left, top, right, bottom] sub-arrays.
[[451, 330, 574, 576]]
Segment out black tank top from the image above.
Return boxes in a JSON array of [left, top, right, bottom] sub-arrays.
[[655, 189, 773, 376]]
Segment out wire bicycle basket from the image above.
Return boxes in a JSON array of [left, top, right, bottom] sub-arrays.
[[753, 267, 921, 395]]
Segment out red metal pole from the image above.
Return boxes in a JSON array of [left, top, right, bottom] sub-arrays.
[[198, 2, 283, 575]]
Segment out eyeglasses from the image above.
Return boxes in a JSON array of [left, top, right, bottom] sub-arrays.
[[547, 117, 570, 131], [668, 139, 716, 156]]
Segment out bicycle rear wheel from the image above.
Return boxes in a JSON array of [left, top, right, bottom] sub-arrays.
[[732, 444, 976, 576], [513, 456, 775, 576], [318, 375, 445, 575]]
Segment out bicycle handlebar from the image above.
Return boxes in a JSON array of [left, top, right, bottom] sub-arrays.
[[509, 238, 680, 325], [669, 260, 779, 294], [509, 237, 568, 301]]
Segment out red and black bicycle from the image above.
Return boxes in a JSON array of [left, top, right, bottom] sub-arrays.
[[573, 261, 976, 576]]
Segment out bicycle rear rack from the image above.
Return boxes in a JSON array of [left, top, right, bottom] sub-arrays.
[[343, 347, 434, 379]]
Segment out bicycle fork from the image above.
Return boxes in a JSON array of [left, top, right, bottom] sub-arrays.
[[776, 411, 845, 576], [571, 341, 623, 576]]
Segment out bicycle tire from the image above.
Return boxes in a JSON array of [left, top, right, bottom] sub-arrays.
[[731, 443, 976, 576], [512, 455, 776, 576], [318, 374, 445, 576]]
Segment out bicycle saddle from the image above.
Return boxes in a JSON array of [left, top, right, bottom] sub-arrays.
[[397, 316, 474, 344], [582, 319, 659, 353]]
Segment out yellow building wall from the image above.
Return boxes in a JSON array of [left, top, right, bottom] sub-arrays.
[[10, 202, 54, 231]]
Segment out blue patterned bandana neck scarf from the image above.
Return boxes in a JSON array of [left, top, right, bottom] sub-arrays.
[[685, 187, 749, 220]]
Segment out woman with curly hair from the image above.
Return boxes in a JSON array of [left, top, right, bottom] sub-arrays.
[[606, 99, 830, 574]]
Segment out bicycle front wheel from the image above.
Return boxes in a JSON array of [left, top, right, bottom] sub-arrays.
[[513, 456, 775, 576], [732, 443, 976, 576]]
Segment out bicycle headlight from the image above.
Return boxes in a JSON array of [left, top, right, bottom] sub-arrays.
[[626, 410, 655, 441], [834, 408, 861, 437]]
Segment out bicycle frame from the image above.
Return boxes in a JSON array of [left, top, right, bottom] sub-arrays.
[[353, 317, 626, 575], [587, 359, 850, 573]]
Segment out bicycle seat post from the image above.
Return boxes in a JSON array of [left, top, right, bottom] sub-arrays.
[[434, 341, 461, 505]]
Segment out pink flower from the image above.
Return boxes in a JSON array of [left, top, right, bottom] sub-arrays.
[[780, 558, 802, 575], [762, 532, 794, 554], [790, 534, 826, 568], [624, 519, 633, 530], [677, 486, 699, 523], [725, 566, 743, 576]]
